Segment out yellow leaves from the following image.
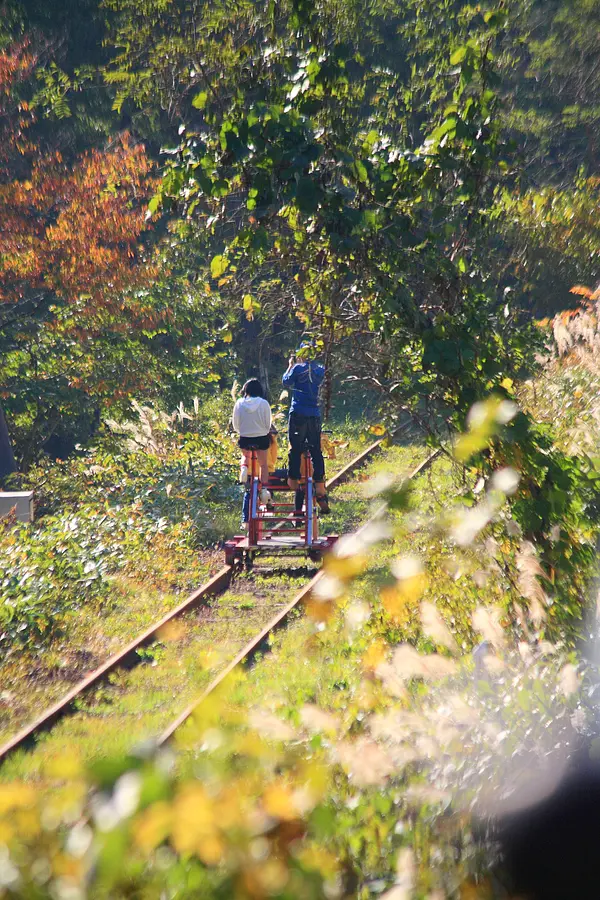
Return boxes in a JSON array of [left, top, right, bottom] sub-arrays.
[[170, 784, 223, 863], [298, 760, 329, 803], [44, 753, 83, 781], [196, 834, 226, 867], [321, 434, 336, 459], [383, 555, 428, 622], [304, 594, 337, 624], [369, 424, 386, 436], [241, 859, 289, 897], [0, 819, 13, 844], [455, 396, 518, 463], [218, 785, 250, 831], [133, 801, 172, 853], [380, 584, 410, 624], [262, 782, 299, 822], [210, 254, 229, 278], [310, 534, 373, 615], [391, 555, 427, 597], [324, 550, 368, 581], [232, 729, 275, 762], [0, 783, 37, 815], [362, 639, 388, 672], [243, 293, 261, 321], [296, 845, 338, 879]]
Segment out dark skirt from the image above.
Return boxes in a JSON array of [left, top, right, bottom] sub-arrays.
[[238, 434, 270, 451]]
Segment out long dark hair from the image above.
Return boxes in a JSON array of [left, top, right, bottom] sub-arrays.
[[242, 378, 264, 398]]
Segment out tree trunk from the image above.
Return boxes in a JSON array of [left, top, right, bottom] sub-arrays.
[[258, 336, 271, 402], [323, 317, 335, 421], [0, 400, 17, 481]]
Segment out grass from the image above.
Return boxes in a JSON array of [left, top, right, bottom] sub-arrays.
[[2, 381, 597, 897], [171, 446, 497, 768], [0, 427, 420, 781], [0, 414, 373, 750]]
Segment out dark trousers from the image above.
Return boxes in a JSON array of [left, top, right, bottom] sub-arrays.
[[288, 413, 325, 482]]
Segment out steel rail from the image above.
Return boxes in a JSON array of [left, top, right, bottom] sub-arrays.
[[157, 447, 442, 746], [0, 424, 412, 764]]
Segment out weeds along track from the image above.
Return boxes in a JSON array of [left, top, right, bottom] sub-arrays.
[[0, 428, 435, 773], [158, 449, 440, 748]]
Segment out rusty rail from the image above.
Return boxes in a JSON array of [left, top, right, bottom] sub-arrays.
[[0, 423, 413, 764], [158, 447, 442, 746]]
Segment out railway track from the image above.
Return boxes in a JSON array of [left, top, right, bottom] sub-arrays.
[[157, 448, 440, 746], [0, 425, 421, 765]]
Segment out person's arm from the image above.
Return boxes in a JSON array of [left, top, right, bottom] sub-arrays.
[[231, 400, 241, 434], [282, 356, 297, 387]]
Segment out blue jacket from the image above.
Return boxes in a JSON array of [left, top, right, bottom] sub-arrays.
[[282, 361, 325, 417]]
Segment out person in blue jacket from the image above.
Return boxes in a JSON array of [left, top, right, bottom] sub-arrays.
[[282, 341, 330, 515]]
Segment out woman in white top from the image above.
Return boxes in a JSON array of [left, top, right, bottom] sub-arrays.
[[232, 379, 272, 503]]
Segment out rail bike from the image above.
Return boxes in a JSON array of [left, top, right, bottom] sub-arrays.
[[224, 438, 338, 568]]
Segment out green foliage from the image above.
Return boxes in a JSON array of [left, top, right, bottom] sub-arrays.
[[0, 264, 230, 467], [146, 3, 529, 444], [0, 398, 240, 647], [2, 412, 600, 898], [2, 0, 600, 896]]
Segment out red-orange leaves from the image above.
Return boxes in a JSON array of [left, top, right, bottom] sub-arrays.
[[0, 44, 157, 341], [0, 136, 155, 323]]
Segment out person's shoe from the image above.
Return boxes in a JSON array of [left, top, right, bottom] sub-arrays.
[[316, 494, 331, 514], [260, 488, 272, 505]]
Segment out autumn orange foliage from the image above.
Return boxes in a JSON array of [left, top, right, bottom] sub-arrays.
[[0, 42, 156, 338]]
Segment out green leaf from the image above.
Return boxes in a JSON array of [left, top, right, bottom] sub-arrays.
[[192, 91, 208, 110], [352, 160, 369, 183], [450, 46, 467, 66], [242, 293, 261, 320], [210, 255, 229, 278], [484, 9, 508, 28], [147, 195, 161, 215], [295, 176, 321, 214]]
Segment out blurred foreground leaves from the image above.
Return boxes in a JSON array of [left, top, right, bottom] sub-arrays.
[[3, 396, 600, 898]]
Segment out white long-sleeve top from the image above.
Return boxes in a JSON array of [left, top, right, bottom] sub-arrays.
[[232, 396, 272, 437]]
